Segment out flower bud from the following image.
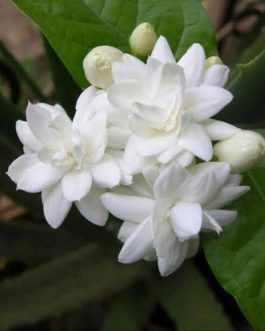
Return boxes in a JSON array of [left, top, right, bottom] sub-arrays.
[[205, 56, 223, 69], [129, 22, 157, 57], [214, 130, 265, 173], [83, 46, 123, 89]]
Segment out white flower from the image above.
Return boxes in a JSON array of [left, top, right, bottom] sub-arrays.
[[129, 22, 158, 57], [214, 130, 265, 173], [101, 162, 249, 276], [108, 36, 238, 174], [7, 87, 121, 228], [83, 46, 123, 89]]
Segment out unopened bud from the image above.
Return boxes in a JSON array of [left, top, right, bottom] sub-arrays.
[[214, 130, 265, 173], [205, 56, 223, 69], [83, 46, 123, 89], [129, 22, 157, 57]]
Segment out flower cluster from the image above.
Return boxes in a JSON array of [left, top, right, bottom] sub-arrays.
[[8, 25, 265, 276]]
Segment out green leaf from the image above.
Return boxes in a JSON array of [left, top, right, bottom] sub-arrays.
[[218, 49, 265, 124], [0, 244, 150, 329], [102, 283, 155, 331], [0, 220, 86, 264], [203, 166, 265, 330], [13, 0, 216, 88], [153, 261, 232, 331], [43, 37, 81, 118]]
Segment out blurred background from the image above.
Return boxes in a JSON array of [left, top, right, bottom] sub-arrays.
[[0, 0, 264, 330]]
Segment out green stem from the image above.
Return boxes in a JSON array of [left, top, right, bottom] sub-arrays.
[[0, 40, 46, 102]]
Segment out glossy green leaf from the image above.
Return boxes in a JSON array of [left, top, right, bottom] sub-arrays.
[[154, 261, 232, 331], [218, 49, 265, 124], [13, 0, 216, 88], [203, 167, 265, 330], [0, 220, 86, 264], [44, 37, 81, 117], [0, 244, 150, 329]]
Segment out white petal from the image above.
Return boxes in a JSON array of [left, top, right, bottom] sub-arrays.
[[142, 165, 159, 190], [157, 239, 189, 277], [205, 209, 237, 228], [42, 183, 72, 228], [175, 151, 195, 167], [178, 172, 218, 206], [132, 102, 168, 124], [108, 150, 133, 186], [26, 102, 57, 143], [202, 211, 222, 233], [107, 126, 129, 149], [8, 154, 63, 193], [226, 174, 242, 187], [204, 119, 239, 141], [178, 123, 213, 161], [7, 154, 38, 184], [154, 163, 188, 199], [158, 145, 182, 164], [124, 136, 150, 175], [118, 221, 138, 242], [118, 216, 153, 263], [151, 36, 176, 64], [170, 201, 202, 241], [112, 54, 145, 82], [178, 43, 205, 88], [189, 162, 230, 189], [75, 188, 108, 226], [203, 64, 229, 87], [16, 120, 41, 152], [185, 86, 233, 121], [91, 155, 121, 188], [74, 86, 97, 127], [136, 134, 177, 157], [108, 81, 144, 110], [61, 170, 92, 201], [206, 186, 249, 209], [101, 192, 154, 223]]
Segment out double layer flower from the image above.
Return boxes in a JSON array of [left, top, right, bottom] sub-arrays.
[[7, 87, 121, 228], [102, 162, 249, 276], [108, 36, 238, 174]]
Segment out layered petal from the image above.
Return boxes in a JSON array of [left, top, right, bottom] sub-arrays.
[[178, 43, 205, 88], [61, 170, 92, 201], [184, 86, 233, 121], [150, 36, 176, 64], [42, 183, 72, 228], [170, 201, 202, 241], [178, 123, 213, 161], [203, 64, 229, 87], [8, 154, 63, 193], [154, 163, 188, 199], [91, 155, 121, 188], [118, 216, 153, 263], [204, 119, 239, 141], [101, 192, 154, 223], [75, 188, 108, 226], [16, 120, 41, 152]]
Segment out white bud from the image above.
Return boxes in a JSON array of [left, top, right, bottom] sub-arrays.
[[205, 56, 223, 69], [83, 46, 123, 89], [129, 22, 157, 57], [214, 130, 265, 173]]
